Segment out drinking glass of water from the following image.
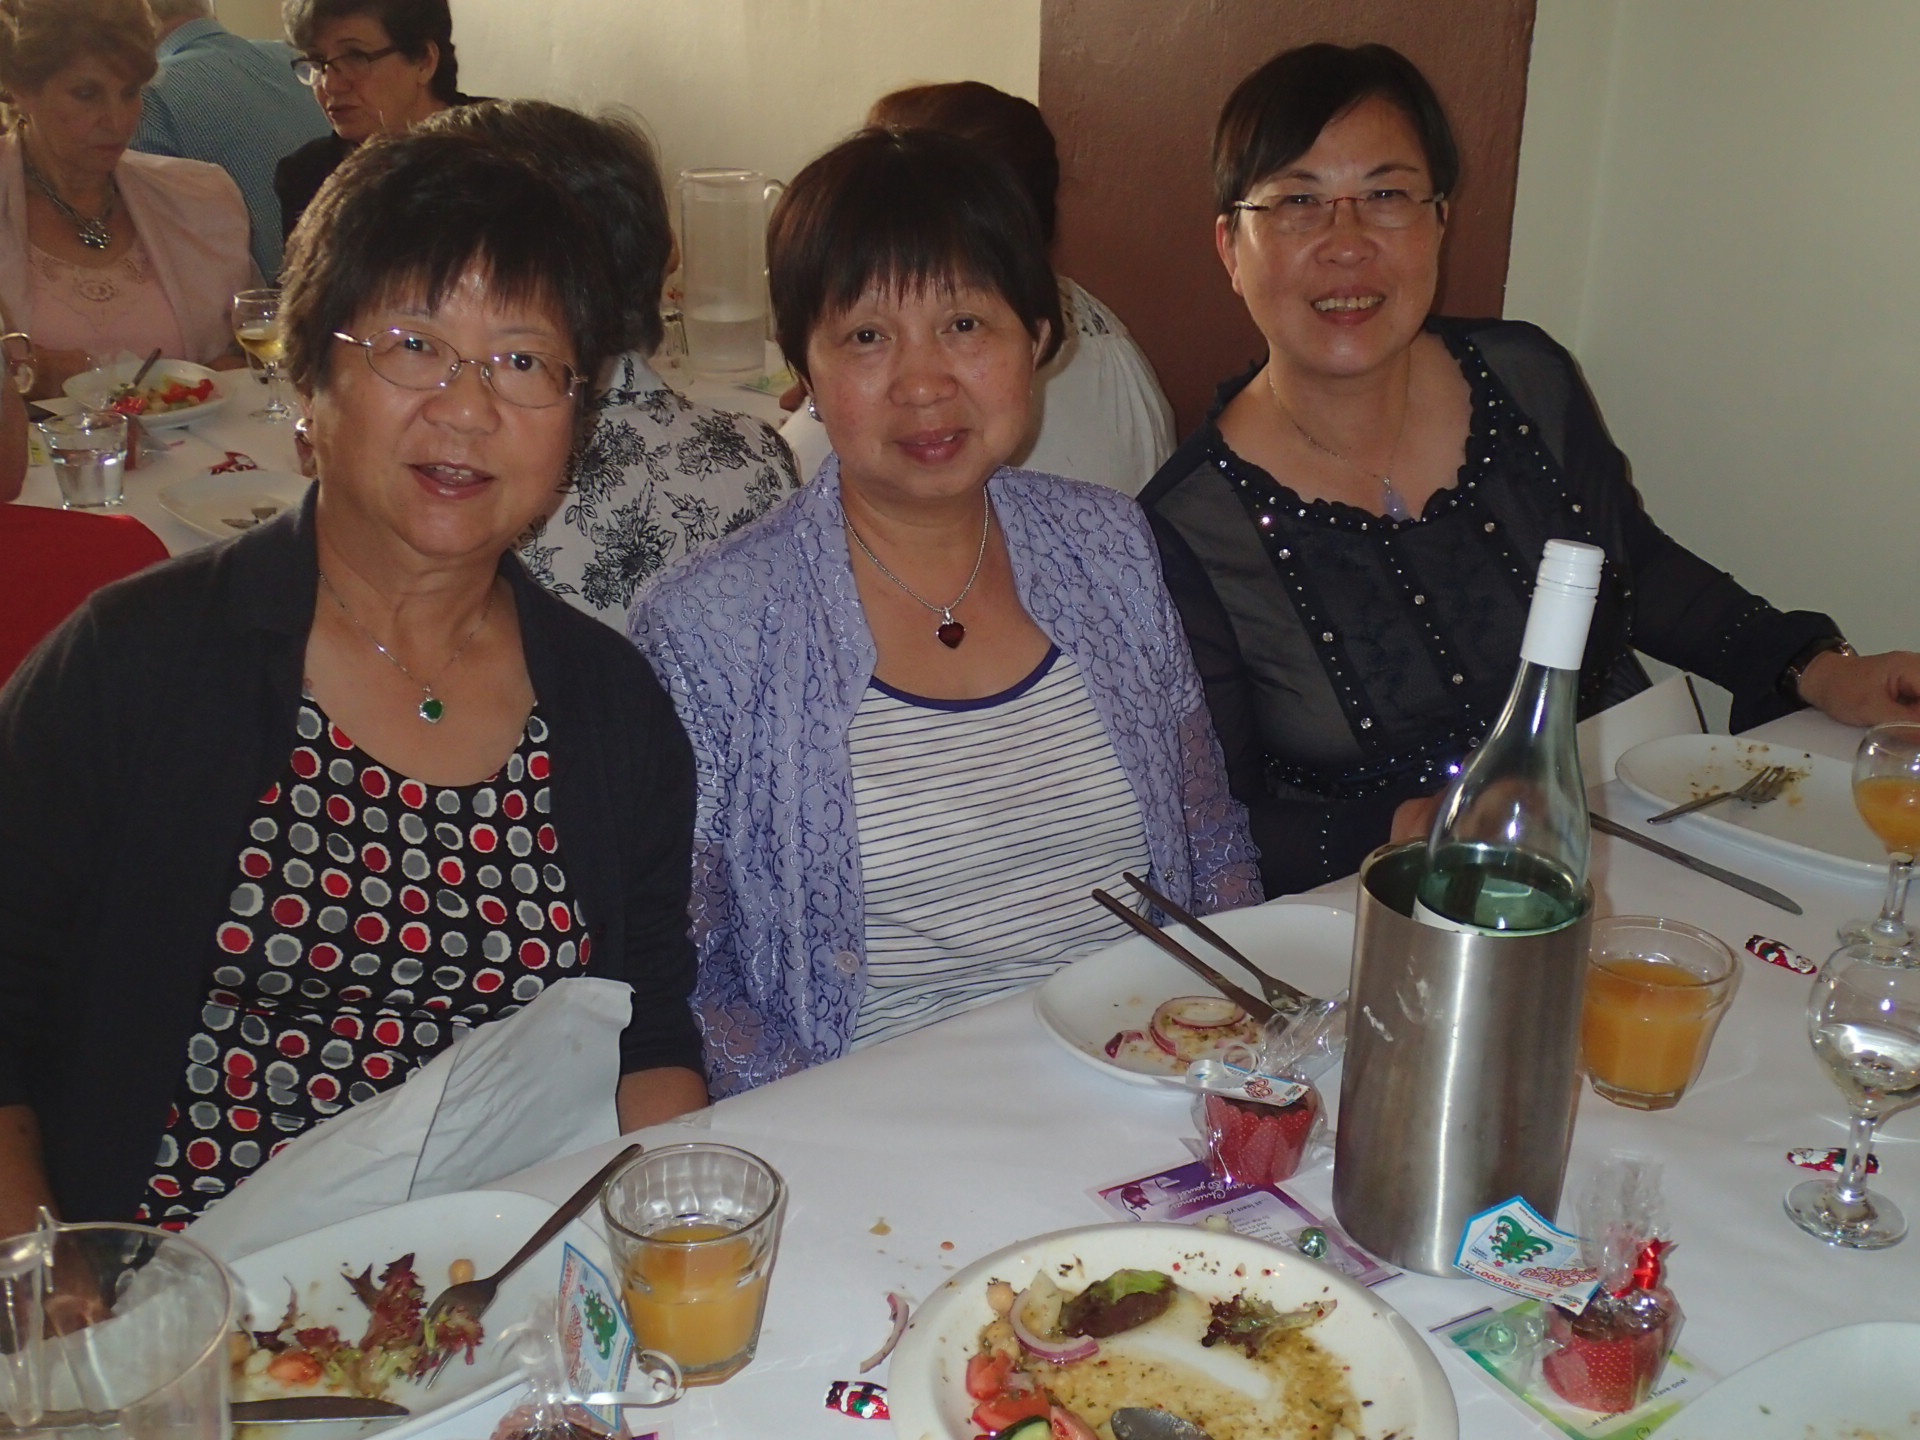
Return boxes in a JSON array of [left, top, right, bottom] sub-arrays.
[[38, 409, 128, 509]]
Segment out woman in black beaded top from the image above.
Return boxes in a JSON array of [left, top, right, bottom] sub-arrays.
[[1140, 42, 1920, 898]]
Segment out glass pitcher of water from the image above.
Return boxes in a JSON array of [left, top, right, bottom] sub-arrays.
[[675, 168, 783, 379]]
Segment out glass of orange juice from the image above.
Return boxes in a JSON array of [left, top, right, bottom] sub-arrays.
[[1582, 916, 1738, 1109], [1839, 723, 1920, 950], [600, 1143, 786, 1385]]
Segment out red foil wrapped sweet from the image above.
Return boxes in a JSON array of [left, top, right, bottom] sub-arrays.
[[1202, 1085, 1321, 1187], [1541, 1239, 1680, 1413]]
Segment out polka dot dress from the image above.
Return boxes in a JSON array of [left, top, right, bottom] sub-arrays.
[[137, 699, 590, 1229]]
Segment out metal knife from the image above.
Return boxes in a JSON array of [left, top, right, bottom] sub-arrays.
[[1589, 812, 1803, 914], [1091, 888, 1277, 1023], [0, 1397, 410, 1432]]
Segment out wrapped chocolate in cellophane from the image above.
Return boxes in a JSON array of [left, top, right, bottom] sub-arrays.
[[1540, 1159, 1683, 1413], [1185, 996, 1343, 1188]]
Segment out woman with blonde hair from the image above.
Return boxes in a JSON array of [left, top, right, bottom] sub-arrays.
[[0, 0, 252, 398]]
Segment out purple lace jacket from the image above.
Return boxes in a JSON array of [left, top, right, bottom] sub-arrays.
[[631, 460, 1262, 1097]]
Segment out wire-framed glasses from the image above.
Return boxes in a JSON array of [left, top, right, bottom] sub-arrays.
[[292, 46, 400, 84], [1232, 189, 1446, 235], [333, 329, 585, 409]]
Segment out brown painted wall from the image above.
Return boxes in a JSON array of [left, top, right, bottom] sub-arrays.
[[1040, 0, 1536, 436]]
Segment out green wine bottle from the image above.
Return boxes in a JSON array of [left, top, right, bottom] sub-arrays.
[[1415, 540, 1604, 933]]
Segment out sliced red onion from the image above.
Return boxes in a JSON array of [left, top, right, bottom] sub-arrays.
[[857, 1291, 910, 1373], [1009, 1286, 1098, 1365], [1148, 997, 1247, 1055], [1103, 1029, 1146, 1059]]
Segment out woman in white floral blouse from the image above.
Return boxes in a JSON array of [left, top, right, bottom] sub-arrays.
[[432, 101, 800, 629]]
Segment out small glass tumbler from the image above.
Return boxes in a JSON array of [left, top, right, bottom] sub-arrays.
[[1582, 916, 1739, 1109], [600, 1144, 785, 1386], [37, 410, 128, 510]]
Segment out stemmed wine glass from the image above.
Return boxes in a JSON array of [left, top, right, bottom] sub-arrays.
[[232, 288, 290, 422], [1839, 722, 1920, 948], [1784, 940, 1920, 1248]]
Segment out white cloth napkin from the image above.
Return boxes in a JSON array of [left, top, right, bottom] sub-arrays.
[[187, 977, 629, 1261]]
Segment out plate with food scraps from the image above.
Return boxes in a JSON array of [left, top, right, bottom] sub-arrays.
[[158, 469, 311, 539], [887, 1220, 1455, 1440], [1035, 902, 1353, 1089], [64, 359, 228, 430], [227, 1188, 582, 1440], [1614, 734, 1883, 880], [1659, 1320, 1920, 1439]]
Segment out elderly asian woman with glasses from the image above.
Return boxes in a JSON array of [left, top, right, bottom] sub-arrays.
[[0, 123, 706, 1233], [1141, 41, 1920, 900]]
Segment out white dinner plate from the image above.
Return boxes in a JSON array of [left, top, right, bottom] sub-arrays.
[[64, 359, 229, 430], [1614, 734, 1884, 880], [886, 1220, 1455, 1440], [158, 469, 311, 539], [229, 1189, 579, 1440], [1660, 1321, 1920, 1439], [1035, 902, 1354, 1088]]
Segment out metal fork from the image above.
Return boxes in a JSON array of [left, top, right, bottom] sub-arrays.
[[1646, 764, 1792, 824], [418, 1144, 640, 1387]]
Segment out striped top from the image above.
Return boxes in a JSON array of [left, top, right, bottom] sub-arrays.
[[847, 647, 1150, 1048]]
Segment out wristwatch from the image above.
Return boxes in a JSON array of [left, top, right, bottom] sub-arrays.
[[1, 332, 32, 396], [1779, 635, 1857, 702]]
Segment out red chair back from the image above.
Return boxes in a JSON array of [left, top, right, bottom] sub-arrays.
[[0, 506, 170, 686]]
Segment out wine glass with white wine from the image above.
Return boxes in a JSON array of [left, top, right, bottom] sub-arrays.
[[1784, 940, 1920, 1248], [232, 288, 290, 422], [1839, 722, 1920, 948]]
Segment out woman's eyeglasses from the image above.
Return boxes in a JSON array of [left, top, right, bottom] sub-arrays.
[[1232, 189, 1445, 235], [333, 329, 585, 409], [292, 46, 400, 84]]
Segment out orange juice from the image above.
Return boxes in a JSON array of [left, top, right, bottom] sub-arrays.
[[620, 1222, 767, 1378], [1582, 956, 1721, 1107], [1855, 776, 1920, 855]]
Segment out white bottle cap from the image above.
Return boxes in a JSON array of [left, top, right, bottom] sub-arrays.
[[1520, 539, 1605, 670]]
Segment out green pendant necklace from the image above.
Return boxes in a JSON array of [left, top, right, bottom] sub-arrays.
[[319, 571, 495, 723]]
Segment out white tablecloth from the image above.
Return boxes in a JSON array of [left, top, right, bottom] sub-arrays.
[[417, 708, 1919, 1440], [19, 393, 304, 554]]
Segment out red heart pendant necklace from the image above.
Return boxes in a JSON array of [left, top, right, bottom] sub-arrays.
[[845, 494, 991, 649]]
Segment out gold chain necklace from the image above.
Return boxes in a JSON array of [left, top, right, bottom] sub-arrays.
[[1265, 367, 1414, 521], [844, 496, 991, 649], [319, 572, 496, 723]]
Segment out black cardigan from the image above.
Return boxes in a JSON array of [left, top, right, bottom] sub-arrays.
[[0, 498, 701, 1220], [1142, 317, 1838, 897]]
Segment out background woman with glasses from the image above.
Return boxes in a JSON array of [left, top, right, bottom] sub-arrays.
[[1141, 42, 1920, 898], [274, 0, 471, 242], [0, 122, 707, 1234]]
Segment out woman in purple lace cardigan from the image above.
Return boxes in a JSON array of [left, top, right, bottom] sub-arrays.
[[631, 128, 1261, 1097]]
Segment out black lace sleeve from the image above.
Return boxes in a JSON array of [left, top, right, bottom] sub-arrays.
[[1148, 508, 1400, 895]]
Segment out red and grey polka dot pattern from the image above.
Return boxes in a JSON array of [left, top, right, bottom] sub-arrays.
[[138, 701, 588, 1230]]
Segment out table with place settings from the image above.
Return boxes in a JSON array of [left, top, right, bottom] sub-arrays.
[[376, 706, 1920, 1440]]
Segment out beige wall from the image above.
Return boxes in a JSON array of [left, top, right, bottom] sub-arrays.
[[450, 0, 1040, 189], [215, 0, 284, 40], [1507, 1, 1919, 660]]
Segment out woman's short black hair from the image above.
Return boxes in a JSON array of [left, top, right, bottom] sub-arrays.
[[424, 100, 670, 357], [1213, 42, 1459, 220], [769, 126, 1063, 384], [278, 125, 619, 417], [868, 81, 1060, 247], [282, 0, 459, 105]]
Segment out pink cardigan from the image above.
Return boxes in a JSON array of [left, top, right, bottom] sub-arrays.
[[0, 132, 255, 367]]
